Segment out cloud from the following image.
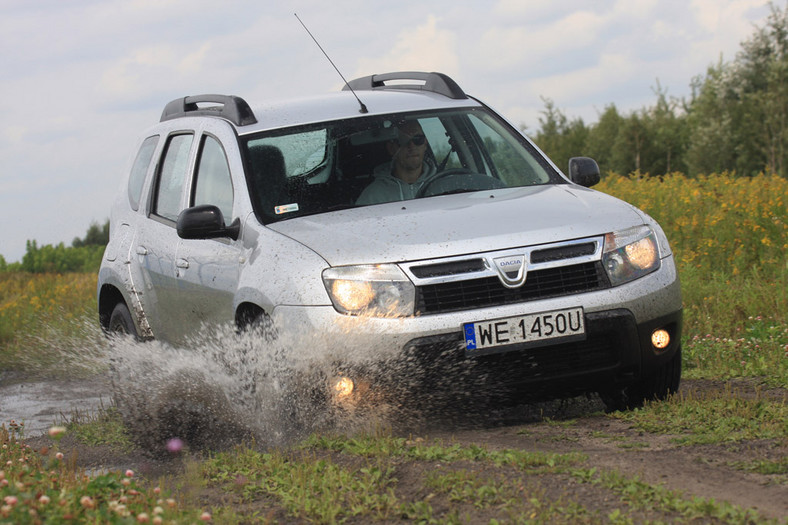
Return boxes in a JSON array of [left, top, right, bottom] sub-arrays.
[[354, 15, 460, 77]]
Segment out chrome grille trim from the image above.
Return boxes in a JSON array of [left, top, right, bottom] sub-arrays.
[[400, 236, 604, 286]]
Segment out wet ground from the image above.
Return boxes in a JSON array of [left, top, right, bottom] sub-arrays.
[[0, 373, 111, 436], [2, 372, 787, 521]]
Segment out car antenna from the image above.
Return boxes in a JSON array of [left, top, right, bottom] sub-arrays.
[[295, 13, 368, 114]]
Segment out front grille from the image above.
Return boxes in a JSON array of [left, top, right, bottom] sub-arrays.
[[473, 334, 617, 383], [402, 331, 620, 392], [410, 258, 486, 278], [531, 242, 596, 263], [416, 261, 609, 314]]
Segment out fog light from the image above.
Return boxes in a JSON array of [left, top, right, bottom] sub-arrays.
[[651, 329, 670, 350], [333, 377, 354, 398]]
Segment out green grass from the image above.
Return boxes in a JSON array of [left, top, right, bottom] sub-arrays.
[[611, 389, 788, 445]]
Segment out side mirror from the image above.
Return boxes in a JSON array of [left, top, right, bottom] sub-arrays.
[[568, 157, 600, 188], [177, 205, 240, 241]]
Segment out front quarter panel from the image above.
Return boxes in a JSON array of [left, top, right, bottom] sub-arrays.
[[234, 219, 332, 314]]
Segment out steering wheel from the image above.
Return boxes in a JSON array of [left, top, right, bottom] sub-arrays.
[[416, 168, 505, 198]]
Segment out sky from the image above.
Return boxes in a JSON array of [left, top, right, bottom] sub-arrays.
[[0, 0, 774, 263]]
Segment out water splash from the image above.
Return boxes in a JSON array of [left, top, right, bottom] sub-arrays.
[[107, 319, 426, 454], [18, 314, 604, 453]]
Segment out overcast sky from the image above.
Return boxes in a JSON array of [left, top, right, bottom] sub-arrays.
[[0, 0, 773, 263]]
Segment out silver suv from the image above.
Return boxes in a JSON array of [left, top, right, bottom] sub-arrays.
[[98, 72, 682, 411]]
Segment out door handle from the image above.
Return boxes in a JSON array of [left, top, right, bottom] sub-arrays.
[[136, 246, 148, 256], [176, 258, 190, 269]]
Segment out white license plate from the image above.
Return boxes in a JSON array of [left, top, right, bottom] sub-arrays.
[[463, 307, 585, 356]]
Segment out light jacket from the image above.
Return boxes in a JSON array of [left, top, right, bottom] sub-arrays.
[[355, 161, 438, 205]]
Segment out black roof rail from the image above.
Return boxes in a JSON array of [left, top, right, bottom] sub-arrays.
[[160, 94, 257, 126], [344, 71, 467, 100]]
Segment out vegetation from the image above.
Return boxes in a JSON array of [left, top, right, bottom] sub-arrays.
[[0, 221, 108, 274], [533, 4, 788, 179], [1, 424, 212, 524]]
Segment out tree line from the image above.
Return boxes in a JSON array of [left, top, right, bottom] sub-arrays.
[[0, 221, 108, 273], [532, 3, 788, 179]]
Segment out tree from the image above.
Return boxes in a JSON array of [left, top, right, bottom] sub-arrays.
[[686, 3, 788, 177], [72, 220, 109, 248], [533, 97, 589, 173], [584, 104, 622, 174]]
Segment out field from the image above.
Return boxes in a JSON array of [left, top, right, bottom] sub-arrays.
[[1, 173, 786, 523]]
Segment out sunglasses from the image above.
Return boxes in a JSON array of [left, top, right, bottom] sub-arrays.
[[397, 134, 427, 147]]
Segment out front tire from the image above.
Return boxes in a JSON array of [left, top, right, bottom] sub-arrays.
[[108, 302, 139, 340], [602, 347, 682, 411]]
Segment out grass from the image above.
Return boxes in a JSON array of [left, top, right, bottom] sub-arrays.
[[0, 423, 211, 524], [611, 389, 788, 445]]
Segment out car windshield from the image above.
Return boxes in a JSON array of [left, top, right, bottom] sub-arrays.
[[242, 108, 562, 223]]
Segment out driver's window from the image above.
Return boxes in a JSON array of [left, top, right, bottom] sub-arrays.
[[193, 135, 233, 221]]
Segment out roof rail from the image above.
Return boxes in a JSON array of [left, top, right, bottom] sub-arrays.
[[160, 94, 257, 126], [344, 71, 467, 100]]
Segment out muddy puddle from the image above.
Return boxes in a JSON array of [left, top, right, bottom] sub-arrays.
[[0, 374, 111, 436]]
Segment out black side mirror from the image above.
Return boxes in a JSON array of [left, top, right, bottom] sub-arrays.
[[177, 205, 240, 241], [568, 157, 600, 188]]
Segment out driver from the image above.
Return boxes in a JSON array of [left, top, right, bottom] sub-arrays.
[[355, 120, 438, 205]]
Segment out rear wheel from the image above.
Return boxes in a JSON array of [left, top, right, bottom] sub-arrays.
[[601, 347, 682, 411]]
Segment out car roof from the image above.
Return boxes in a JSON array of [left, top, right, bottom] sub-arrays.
[[158, 72, 484, 134], [242, 90, 482, 134]]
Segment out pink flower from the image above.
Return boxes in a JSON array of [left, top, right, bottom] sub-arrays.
[[137, 512, 150, 523], [3, 496, 17, 506], [125, 469, 134, 478], [200, 511, 212, 521], [56, 452, 64, 460], [166, 438, 184, 454]]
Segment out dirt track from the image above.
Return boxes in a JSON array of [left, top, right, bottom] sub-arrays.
[[7, 376, 788, 522]]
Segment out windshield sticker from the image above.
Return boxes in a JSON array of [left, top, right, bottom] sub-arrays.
[[274, 203, 300, 215]]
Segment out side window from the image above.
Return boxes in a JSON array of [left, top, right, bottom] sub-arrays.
[[419, 117, 456, 169], [153, 134, 193, 221], [128, 136, 159, 211], [193, 136, 234, 221], [469, 114, 550, 185]]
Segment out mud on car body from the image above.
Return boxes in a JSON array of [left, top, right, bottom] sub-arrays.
[[98, 72, 682, 412]]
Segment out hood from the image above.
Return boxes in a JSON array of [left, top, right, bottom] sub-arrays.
[[267, 185, 644, 266]]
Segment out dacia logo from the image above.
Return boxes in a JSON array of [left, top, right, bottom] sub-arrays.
[[492, 255, 527, 288]]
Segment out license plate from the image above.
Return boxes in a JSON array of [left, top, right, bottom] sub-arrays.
[[463, 307, 585, 356]]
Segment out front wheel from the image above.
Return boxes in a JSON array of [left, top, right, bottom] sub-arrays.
[[601, 347, 682, 411], [108, 302, 139, 340]]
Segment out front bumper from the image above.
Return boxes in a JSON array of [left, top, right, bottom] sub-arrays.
[[272, 257, 682, 404]]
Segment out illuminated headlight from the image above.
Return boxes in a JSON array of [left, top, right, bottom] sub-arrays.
[[602, 226, 660, 286], [322, 264, 415, 317]]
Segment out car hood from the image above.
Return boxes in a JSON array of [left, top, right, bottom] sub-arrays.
[[267, 185, 644, 266]]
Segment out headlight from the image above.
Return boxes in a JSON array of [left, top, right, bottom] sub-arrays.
[[322, 264, 415, 317], [603, 226, 660, 286]]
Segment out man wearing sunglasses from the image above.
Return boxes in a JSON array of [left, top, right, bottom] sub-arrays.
[[356, 119, 438, 205]]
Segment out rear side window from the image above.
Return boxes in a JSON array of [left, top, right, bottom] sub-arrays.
[[128, 136, 159, 211], [153, 134, 193, 221], [193, 135, 234, 221]]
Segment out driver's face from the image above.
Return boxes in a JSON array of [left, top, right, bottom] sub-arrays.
[[391, 122, 427, 172]]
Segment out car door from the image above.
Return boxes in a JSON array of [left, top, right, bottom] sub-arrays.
[[170, 125, 243, 342], [133, 132, 195, 341]]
